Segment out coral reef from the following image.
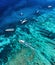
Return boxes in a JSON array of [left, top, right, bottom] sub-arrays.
[[0, 8, 55, 65]]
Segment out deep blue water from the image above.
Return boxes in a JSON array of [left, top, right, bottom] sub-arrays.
[[0, 0, 55, 31]]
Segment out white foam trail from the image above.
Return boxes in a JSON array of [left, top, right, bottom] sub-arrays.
[[19, 40, 35, 51], [24, 43, 35, 51]]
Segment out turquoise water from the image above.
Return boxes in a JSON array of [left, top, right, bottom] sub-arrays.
[[0, 0, 55, 65]]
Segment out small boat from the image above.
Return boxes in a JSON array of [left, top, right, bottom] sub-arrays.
[[21, 19, 27, 24], [5, 28, 14, 32], [48, 5, 52, 8], [19, 40, 35, 51]]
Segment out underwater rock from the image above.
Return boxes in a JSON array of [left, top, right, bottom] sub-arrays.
[[21, 27, 30, 34], [49, 33, 55, 39], [20, 12, 24, 16], [32, 17, 38, 22], [39, 28, 55, 39], [0, 61, 2, 65], [0, 44, 12, 64]]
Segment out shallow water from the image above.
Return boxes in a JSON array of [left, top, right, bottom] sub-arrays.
[[0, 0, 55, 65]]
